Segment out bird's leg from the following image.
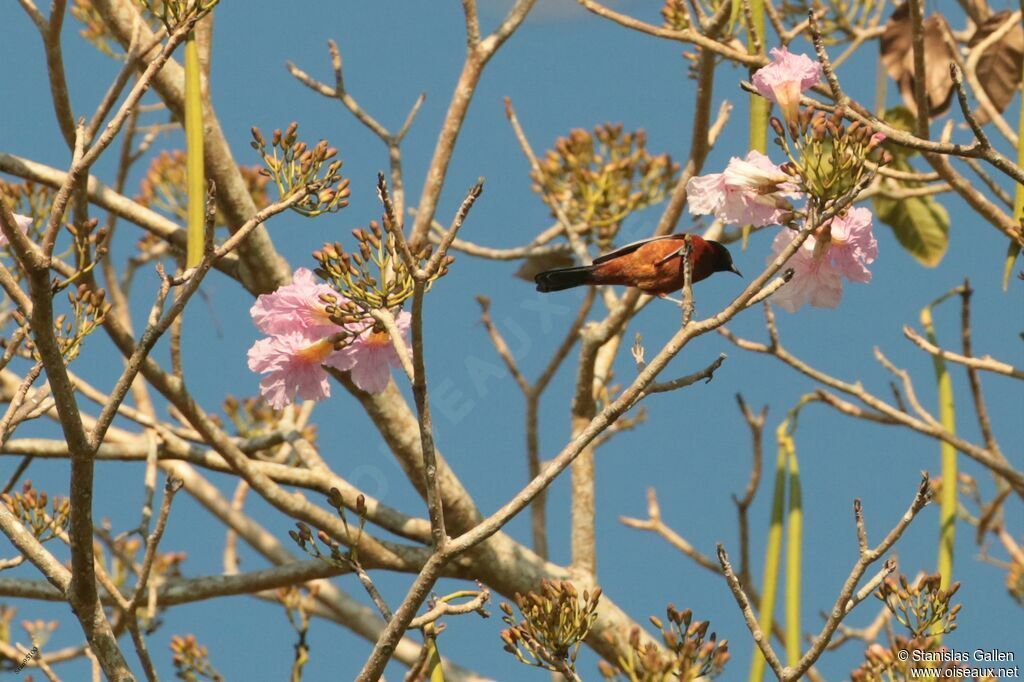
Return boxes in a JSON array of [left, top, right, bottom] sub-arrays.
[[658, 293, 685, 305]]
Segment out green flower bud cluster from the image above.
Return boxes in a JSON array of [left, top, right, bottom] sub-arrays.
[[221, 396, 316, 461], [170, 634, 223, 682], [499, 580, 602, 674], [61, 216, 111, 288], [62, 285, 110, 362], [877, 573, 962, 638], [661, 0, 736, 39], [15, 285, 110, 364], [0, 182, 55, 317], [141, 0, 218, 31], [534, 124, 678, 249], [0, 181, 53, 238], [599, 604, 730, 681], [772, 108, 890, 209], [661, 0, 691, 30], [851, 634, 995, 682], [1, 481, 70, 544], [137, 150, 269, 229], [290, 489, 368, 566], [251, 123, 352, 218], [20, 618, 59, 650], [313, 220, 451, 312]]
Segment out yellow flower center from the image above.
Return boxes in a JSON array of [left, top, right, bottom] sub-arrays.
[[365, 329, 391, 348], [296, 338, 335, 364], [311, 306, 334, 326]]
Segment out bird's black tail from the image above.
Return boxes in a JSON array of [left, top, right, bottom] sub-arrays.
[[534, 265, 595, 292]]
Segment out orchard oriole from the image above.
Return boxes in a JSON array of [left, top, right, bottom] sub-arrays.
[[534, 234, 741, 296]]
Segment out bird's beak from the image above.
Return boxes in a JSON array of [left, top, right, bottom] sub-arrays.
[[729, 263, 743, 277]]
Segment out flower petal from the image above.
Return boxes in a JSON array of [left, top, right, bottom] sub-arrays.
[[349, 358, 391, 394]]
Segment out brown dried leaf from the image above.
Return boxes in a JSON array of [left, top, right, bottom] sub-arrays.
[[514, 251, 576, 282], [969, 11, 1024, 122], [881, 3, 956, 118], [880, 3, 914, 79], [920, 16, 957, 116]]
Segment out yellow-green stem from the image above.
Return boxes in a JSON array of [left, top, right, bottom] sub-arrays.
[[782, 424, 802, 667], [749, 432, 786, 682], [427, 637, 444, 682], [920, 291, 958, 638], [185, 31, 205, 268], [744, 0, 768, 249], [1003, 77, 1024, 290]]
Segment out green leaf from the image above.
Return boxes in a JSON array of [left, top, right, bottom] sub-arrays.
[[881, 106, 919, 158], [883, 106, 917, 134], [874, 189, 950, 268], [873, 156, 950, 267]]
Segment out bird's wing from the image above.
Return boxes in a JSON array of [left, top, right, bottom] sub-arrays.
[[591, 233, 688, 265]]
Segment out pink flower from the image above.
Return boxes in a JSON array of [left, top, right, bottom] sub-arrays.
[[768, 246, 843, 312], [250, 268, 342, 338], [0, 213, 32, 247], [687, 151, 800, 226], [247, 268, 412, 404], [769, 207, 877, 312], [752, 47, 822, 124], [247, 332, 352, 409], [334, 311, 412, 394], [826, 207, 877, 283]]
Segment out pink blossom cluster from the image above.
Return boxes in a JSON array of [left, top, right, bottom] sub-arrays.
[[686, 48, 878, 312], [686, 150, 801, 227], [752, 46, 823, 125], [768, 207, 878, 312], [247, 268, 410, 408]]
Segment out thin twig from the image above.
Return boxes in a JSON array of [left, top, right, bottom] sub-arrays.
[[958, 281, 1003, 464], [406, 0, 538, 253], [734, 395, 767, 581], [287, 40, 426, 216], [903, 325, 1023, 379], [719, 312, 1024, 494], [503, 98, 591, 264], [719, 476, 930, 681]]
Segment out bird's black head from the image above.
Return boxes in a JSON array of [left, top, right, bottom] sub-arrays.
[[707, 240, 742, 277]]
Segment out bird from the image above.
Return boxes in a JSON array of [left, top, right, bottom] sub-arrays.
[[534, 233, 742, 297]]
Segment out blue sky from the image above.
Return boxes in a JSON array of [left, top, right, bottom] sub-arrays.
[[1, 1, 1022, 680]]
